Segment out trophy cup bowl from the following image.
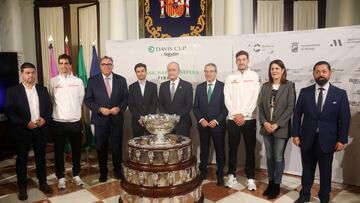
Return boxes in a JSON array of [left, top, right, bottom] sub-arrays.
[[142, 113, 180, 145]]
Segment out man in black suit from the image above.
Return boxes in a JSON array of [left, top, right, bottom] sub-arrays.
[[84, 56, 128, 182], [128, 63, 158, 137], [193, 63, 227, 186], [5, 63, 53, 200], [292, 61, 351, 203], [159, 62, 193, 137]]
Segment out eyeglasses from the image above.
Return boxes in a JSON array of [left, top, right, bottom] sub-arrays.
[[101, 63, 113, 67]]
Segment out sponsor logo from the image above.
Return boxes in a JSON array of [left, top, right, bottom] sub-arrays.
[[148, 46, 155, 53], [332, 68, 345, 72], [291, 42, 299, 53], [148, 45, 187, 57], [349, 78, 360, 84], [251, 43, 274, 53], [330, 39, 343, 47], [352, 89, 360, 95], [349, 100, 360, 107]]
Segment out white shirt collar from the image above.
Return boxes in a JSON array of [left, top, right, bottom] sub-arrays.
[[22, 82, 36, 90], [138, 80, 146, 85], [207, 79, 217, 86], [316, 82, 330, 91], [102, 73, 113, 80], [170, 77, 180, 85]]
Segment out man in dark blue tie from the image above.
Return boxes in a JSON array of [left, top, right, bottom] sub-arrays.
[[193, 63, 227, 186], [292, 61, 351, 203], [85, 56, 128, 182]]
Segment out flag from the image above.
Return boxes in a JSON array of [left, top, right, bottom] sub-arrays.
[[77, 45, 87, 87], [90, 45, 100, 77], [77, 44, 94, 150], [49, 43, 58, 78]]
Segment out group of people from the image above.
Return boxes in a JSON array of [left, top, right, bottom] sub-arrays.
[[4, 50, 351, 203]]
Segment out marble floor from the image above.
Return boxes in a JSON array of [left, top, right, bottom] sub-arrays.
[[0, 149, 359, 203]]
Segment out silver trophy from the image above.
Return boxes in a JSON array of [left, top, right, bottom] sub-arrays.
[[141, 113, 180, 145]]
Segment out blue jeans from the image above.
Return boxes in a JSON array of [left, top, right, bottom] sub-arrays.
[[262, 135, 288, 184]]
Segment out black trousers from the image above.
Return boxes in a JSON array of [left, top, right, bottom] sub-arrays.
[[199, 128, 225, 179], [94, 123, 123, 176], [14, 127, 47, 188], [53, 121, 82, 179], [227, 119, 256, 179], [300, 134, 334, 203]]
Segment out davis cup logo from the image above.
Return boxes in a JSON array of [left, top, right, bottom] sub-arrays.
[[160, 0, 191, 18]]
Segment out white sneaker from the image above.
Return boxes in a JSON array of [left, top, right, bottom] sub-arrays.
[[247, 179, 257, 191], [58, 178, 66, 189], [73, 176, 84, 186], [225, 174, 239, 188]]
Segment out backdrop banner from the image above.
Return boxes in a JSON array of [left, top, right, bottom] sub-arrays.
[[106, 25, 360, 185]]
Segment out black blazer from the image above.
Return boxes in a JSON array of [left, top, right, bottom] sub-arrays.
[[292, 83, 351, 153], [159, 78, 193, 134], [4, 83, 52, 134], [84, 73, 128, 126], [128, 80, 158, 121], [193, 80, 227, 133]]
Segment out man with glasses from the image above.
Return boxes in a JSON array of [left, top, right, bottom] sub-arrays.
[[85, 56, 128, 182]]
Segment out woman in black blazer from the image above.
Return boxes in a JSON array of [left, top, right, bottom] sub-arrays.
[[258, 59, 296, 199]]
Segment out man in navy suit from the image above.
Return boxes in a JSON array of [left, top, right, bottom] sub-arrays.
[[159, 62, 193, 137], [193, 63, 227, 186], [292, 61, 351, 203], [5, 63, 53, 200], [84, 56, 128, 182], [128, 63, 158, 137]]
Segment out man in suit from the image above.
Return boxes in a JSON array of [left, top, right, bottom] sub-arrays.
[[193, 63, 227, 186], [128, 63, 158, 137], [159, 62, 193, 137], [5, 62, 53, 200], [292, 61, 351, 203], [84, 56, 128, 182]]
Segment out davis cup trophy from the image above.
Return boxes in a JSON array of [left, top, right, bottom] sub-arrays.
[[120, 114, 204, 203]]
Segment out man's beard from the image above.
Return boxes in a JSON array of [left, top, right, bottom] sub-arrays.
[[315, 77, 328, 86]]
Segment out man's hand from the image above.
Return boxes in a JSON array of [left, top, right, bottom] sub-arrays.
[[234, 114, 245, 126], [138, 116, 145, 127], [99, 107, 111, 116], [27, 121, 37, 129], [293, 136, 300, 146], [335, 142, 345, 152], [208, 120, 218, 128], [110, 107, 120, 115], [200, 119, 209, 128], [270, 123, 279, 132], [36, 117, 46, 127]]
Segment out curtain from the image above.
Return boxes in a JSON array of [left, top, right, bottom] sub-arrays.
[[39, 7, 64, 86], [294, 1, 318, 30], [257, 0, 284, 33], [78, 4, 98, 77]]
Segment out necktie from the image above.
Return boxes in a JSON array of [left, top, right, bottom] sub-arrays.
[[317, 87, 324, 113], [105, 77, 112, 98], [170, 82, 175, 101], [207, 83, 213, 103]]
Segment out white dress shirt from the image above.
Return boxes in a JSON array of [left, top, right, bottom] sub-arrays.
[[224, 68, 260, 120], [139, 80, 146, 96], [102, 73, 113, 91], [50, 74, 85, 122], [315, 82, 330, 111], [23, 83, 40, 122], [169, 77, 180, 92]]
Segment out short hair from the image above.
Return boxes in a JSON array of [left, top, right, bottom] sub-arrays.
[[100, 56, 113, 64], [268, 59, 287, 84], [20, 62, 36, 72], [313, 61, 331, 71], [134, 63, 147, 72], [204, 63, 217, 72], [167, 61, 180, 70], [235, 50, 249, 59], [58, 54, 72, 65]]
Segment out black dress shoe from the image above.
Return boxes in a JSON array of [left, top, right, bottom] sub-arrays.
[[99, 174, 108, 182], [39, 183, 53, 194], [217, 177, 224, 187], [18, 188, 28, 200], [294, 197, 306, 203]]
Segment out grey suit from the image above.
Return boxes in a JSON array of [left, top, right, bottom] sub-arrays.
[[258, 81, 296, 138], [257, 80, 296, 185]]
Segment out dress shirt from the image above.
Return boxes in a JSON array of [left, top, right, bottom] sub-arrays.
[[22, 83, 40, 122]]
